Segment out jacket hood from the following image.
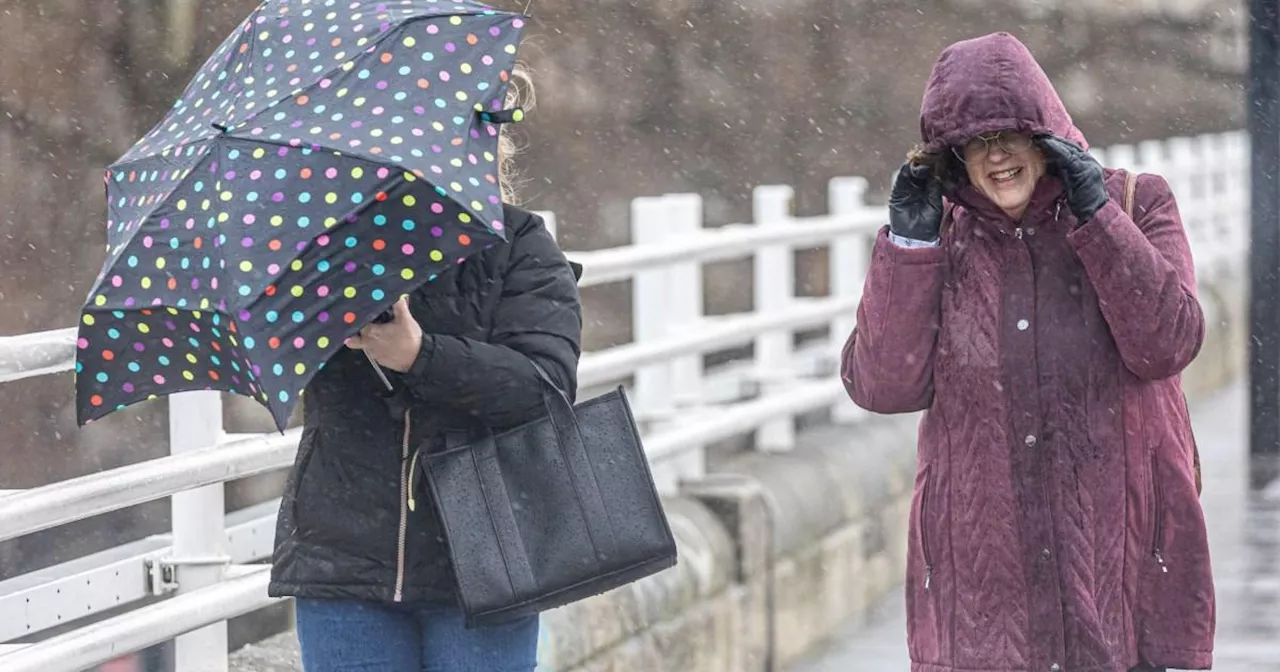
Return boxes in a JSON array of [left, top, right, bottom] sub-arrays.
[[919, 33, 1087, 153]]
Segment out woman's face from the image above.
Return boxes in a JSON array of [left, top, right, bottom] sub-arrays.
[[960, 130, 1046, 220]]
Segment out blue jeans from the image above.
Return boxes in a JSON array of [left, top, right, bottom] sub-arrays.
[[294, 599, 539, 672]]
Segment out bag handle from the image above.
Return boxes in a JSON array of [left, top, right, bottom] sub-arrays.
[[529, 363, 621, 561], [528, 362, 620, 555]]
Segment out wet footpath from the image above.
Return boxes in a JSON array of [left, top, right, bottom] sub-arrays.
[[788, 383, 1280, 671]]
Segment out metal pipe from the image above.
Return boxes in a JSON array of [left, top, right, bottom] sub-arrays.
[[0, 567, 277, 672], [1249, 0, 1280, 487], [0, 430, 299, 544]]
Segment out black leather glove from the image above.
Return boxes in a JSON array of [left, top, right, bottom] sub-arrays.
[[1037, 135, 1109, 223], [888, 161, 944, 242]]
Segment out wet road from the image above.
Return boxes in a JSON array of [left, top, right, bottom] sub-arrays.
[[788, 383, 1280, 671]]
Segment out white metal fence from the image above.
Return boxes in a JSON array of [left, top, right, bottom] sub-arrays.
[[0, 130, 1249, 672]]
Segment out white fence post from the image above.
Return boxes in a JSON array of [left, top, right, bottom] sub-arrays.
[[752, 185, 797, 452], [665, 194, 705, 406], [168, 391, 228, 672], [660, 194, 707, 487], [631, 196, 674, 424], [828, 177, 871, 424]]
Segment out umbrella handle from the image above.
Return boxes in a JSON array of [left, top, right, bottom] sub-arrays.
[[364, 350, 395, 392]]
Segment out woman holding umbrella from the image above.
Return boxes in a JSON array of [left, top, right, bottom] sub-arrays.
[[72, 2, 578, 668], [266, 61, 580, 669], [841, 33, 1214, 672]]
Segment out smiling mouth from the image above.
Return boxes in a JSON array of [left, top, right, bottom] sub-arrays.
[[989, 167, 1023, 183]]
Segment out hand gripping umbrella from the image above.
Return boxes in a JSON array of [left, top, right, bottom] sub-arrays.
[[75, 0, 528, 430]]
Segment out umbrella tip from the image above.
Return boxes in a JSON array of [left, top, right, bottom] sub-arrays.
[[211, 123, 229, 134]]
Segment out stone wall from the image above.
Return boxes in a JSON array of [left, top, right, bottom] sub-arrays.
[[229, 266, 1246, 672]]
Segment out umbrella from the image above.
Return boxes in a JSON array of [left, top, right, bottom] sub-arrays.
[[75, 0, 528, 430]]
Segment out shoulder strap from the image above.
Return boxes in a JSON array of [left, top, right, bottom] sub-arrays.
[[1122, 171, 1137, 220]]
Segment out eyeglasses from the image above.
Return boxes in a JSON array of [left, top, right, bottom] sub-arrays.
[[954, 131, 1034, 162]]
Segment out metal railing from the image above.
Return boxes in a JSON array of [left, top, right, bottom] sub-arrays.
[[0, 130, 1250, 672]]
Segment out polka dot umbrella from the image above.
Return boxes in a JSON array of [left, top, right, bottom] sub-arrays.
[[75, 0, 528, 430]]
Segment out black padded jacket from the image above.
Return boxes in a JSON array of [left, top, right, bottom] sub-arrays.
[[268, 205, 582, 604]]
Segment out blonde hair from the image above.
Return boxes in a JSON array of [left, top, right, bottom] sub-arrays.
[[498, 63, 535, 205]]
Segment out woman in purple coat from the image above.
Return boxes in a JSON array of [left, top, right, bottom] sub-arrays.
[[841, 33, 1214, 672]]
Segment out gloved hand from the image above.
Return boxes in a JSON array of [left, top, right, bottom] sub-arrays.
[[888, 161, 944, 242], [1037, 135, 1109, 223]]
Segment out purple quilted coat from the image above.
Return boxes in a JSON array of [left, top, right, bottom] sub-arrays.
[[841, 34, 1215, 671]]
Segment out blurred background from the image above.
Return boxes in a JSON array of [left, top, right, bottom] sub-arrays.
[[0, 0, 1247, 667]]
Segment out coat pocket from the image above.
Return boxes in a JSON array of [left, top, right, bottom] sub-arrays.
[[919, 464, 936, 592], [906, 462, 943, 665], [1149, 451, 1168, 573], [287, 429, 320, 537]]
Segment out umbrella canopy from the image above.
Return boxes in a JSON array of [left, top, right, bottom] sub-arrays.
[[76, 0, 527, 430]]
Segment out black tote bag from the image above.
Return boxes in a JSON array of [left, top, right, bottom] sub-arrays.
[[419, 365, 678, 628]]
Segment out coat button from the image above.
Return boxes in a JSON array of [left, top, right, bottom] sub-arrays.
[[1041, 548, 1052, 560], [1049, 665, 1061, 672], [1025, 434, 1037, 447], [1017, 319, 1030, 331]]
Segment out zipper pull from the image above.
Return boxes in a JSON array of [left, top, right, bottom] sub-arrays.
[[1153, 550, 1168, 573], [407, 450, 421, 512], [924, 565, 933, 592], [1014, 227, 1024, 240], [1054, 201, 1062, 221]]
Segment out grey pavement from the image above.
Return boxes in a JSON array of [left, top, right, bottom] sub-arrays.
[[788, 383, 1280, 672]]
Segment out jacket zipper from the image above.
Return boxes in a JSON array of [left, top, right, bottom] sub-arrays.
[[407, 450, 421, 512], [1150, 452, 1168, 573], [920, 467, 935, 592], [393, 409, 411, 602]]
